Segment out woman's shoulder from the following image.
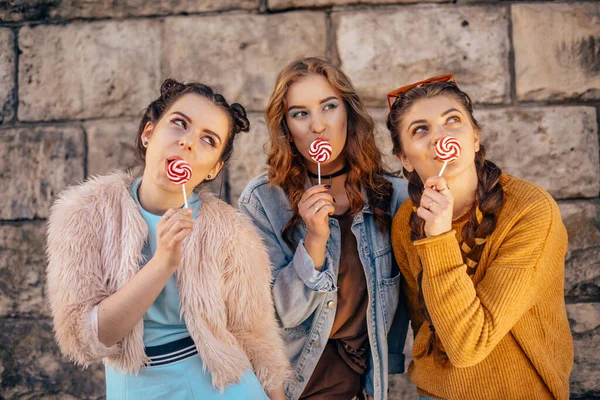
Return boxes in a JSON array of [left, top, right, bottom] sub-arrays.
[[391, 200, 414, 242], [238, 171, 285, 209], [500, 173, 559, 216], [383, 174, 409, 213], [51, 171, 133, 215]]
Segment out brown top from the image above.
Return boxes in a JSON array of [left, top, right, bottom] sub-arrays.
[[329, 212, 369, 372], [300, 213, 369, 399]]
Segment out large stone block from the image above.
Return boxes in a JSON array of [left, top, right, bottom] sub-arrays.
[[0, 222, 49, 318], [18, 21, 161, 121], [0, 126, 85, 220], [559, 200, 600, 258], [513, 4, 600, 101], [477, 106, 599, 199], [269, 0, 445, 11], [0, 28, 15, 124], [85, 119, 139, 177], [228, 113, 270, 205], [162, 12, 327, 112], [0, 0, 258, 21], [0, 319, 104, 398], [567, 303, 600, 398], [565, 246, 600, 301], [370, 108, 403, 174], [334, 6, 510, 107]]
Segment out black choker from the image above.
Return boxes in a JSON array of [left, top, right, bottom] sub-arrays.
[[307, 164, 350, 180]]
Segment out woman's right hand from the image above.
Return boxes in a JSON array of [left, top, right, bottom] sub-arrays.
[[154, 207, 194, 270], [298, 184, 335, 241]]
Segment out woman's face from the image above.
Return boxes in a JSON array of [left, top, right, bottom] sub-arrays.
[[141, 93, 230, 194], [396, 95, 480, 182], [284, 74, 348, 172]]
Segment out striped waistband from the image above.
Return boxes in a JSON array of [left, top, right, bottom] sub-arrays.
[[145, 336, 198, 367]]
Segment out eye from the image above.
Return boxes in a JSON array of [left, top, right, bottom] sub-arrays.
[[172, 118, 187, 129], [201, 136, 216, 147], [412, 125, 428, 135], [291, 110, 307, 118], [446, 115, 461, 124], [323, 102, 338, 111]]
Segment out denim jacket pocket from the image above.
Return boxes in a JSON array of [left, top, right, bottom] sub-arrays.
[[379, 273, 401, 332]]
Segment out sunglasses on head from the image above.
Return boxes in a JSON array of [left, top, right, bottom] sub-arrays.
[[386, 74, 457, 111]]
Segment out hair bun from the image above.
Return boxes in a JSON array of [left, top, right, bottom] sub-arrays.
[[230, 103, 250, 134], [160, 79, 185, 96]]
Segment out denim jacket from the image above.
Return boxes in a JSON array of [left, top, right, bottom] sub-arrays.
[[239, 173, 410, 400]]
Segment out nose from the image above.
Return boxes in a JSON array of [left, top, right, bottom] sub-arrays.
[[431, 124, 446, 146], [311, 118, 326, 134], [179, 134, 193, 152]]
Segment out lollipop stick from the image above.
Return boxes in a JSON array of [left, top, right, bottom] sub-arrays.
[[318, 162, 321, 185], [438, 162, 448, 177], [182, 185, 188, 209]]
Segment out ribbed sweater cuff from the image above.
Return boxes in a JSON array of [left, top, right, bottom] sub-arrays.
[[413, 230, 464, 276]]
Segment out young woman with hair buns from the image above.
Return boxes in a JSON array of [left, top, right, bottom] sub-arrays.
[[386, 75, 573, 400], [46, 79, 289, 399]]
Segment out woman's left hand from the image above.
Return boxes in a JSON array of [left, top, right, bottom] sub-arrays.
[[418, 176, 454, 238]]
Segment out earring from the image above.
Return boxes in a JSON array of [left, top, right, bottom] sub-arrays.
[[207, 175, 212, 179], [143, 140, 148, 147]]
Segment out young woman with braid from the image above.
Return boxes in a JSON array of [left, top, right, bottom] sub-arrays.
[[386, 75, 573, 400]]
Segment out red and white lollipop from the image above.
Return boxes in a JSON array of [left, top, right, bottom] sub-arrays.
[[167, 159, 192, 208], [435, 136, 461, 176], [309, 139, 333, 184]]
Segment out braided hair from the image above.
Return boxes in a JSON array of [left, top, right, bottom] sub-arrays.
[[386, 81, 504, 365]]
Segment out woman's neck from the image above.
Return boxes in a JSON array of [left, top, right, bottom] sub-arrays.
[[444, 165, 479, 219], [138, 173, 186, 215]]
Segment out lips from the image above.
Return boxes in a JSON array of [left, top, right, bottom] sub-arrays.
[[165, 155, 184, 172]]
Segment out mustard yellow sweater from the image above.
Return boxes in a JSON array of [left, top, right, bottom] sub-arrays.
[[391, 174, 573, 400]]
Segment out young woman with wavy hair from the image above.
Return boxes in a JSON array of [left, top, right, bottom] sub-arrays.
[[386, 75, 573, 399], [239, 57, 409, 400]]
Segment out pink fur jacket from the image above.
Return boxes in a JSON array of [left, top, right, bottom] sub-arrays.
[[46, 172, 289, 391]]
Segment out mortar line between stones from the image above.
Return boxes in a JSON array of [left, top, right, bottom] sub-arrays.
[[507, 3, 517, 106], [10, 26, 19, 123], [82, 124, 89, 180], [1, 0, 599, 28], [259, 0, 268, 13], [565, 297, 600, 304], [325, 11, 334, 62]]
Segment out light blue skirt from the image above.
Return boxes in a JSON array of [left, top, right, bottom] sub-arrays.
[[105, 354, 268, 400]]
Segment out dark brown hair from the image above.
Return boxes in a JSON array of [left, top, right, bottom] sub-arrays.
[[386, 81, 504, 365], [265, 57, 394, 248], [135, 78, 250, 170]]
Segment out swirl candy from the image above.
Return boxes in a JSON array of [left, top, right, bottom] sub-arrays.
[[167, 159, 192, 185], [309, 139, 333, 163], [435, 136, 461, 162], [167, 159, 192, 208], [436, 136, 461, 176]]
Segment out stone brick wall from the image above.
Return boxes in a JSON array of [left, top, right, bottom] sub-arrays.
[[0, 1, 598, 399]]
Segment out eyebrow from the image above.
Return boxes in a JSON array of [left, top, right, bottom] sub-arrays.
[[407, 119, 427, 132], [170, 111, 223, 144], [406, 108, 464, 131], [441, 108, 462, 117], [287, 96, 339, 112]]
